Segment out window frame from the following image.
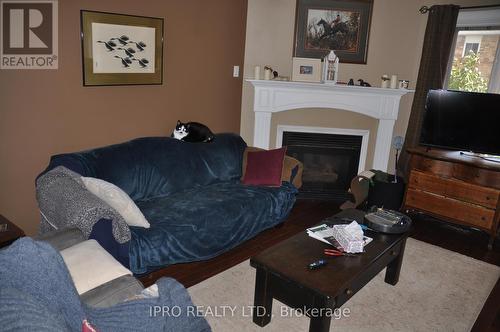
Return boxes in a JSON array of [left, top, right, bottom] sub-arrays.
[[461, 34, 481, 57], [445, 26, 500, 93]]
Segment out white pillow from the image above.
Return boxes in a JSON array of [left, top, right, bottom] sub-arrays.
[[61, 240, 132, 294], [81, 176, 150, 228]]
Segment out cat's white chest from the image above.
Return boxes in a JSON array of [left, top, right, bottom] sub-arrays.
[[173, 129, 188, 140]]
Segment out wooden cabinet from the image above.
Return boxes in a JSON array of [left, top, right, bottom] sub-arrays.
[[403, 147, 500, 249], [0, 214, 25, 248]]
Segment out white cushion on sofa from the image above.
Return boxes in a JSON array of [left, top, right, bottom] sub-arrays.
[[81, 176, 150, 228], [61, 239, 132, 294]]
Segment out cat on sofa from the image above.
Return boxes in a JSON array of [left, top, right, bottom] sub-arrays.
[[171, 120, 214, 143]]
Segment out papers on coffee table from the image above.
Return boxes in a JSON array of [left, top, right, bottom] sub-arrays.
[[307, 224, 372, 251]]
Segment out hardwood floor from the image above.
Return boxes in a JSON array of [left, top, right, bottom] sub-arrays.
[[138, 200, 500, 330]]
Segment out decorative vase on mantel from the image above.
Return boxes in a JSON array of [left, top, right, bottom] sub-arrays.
[[322, 50, 339, 84]]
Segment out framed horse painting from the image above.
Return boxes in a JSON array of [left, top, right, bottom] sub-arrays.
[[293, 0, 373, 64]]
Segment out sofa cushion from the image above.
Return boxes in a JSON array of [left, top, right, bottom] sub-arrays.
[[129, 182, 298, 274], [80, 275, 144, 308], [241, 146, 303, 188], [60, 240, 132, 294], [242, 147, 286, 186], [81, 177, 150, 228], [44, 134, 246, 201]]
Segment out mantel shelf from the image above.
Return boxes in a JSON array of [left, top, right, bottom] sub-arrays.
[[246, 79, 415, 98]]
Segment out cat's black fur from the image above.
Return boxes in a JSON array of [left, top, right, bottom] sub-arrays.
[[171, 120, 214, 143]]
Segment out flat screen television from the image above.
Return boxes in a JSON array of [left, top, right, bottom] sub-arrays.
[[420, 89, 500, 156]]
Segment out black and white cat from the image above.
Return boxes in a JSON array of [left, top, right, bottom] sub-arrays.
[[171, 120, 214, 143]]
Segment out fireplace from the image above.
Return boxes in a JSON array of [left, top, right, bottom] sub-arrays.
[[280, 128, 367, 201], [247, 80, 413, 171]]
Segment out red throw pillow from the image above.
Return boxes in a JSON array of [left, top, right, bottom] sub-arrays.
[[242, 147, 287, 186]]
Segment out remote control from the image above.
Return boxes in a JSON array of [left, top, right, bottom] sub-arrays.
[[308, 259, 327, 270]]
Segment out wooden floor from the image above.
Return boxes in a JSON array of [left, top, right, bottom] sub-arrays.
[[139, 200, 500, 331]]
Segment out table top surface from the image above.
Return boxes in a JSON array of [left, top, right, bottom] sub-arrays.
[[0, 214, 25, 246], [250, 209, 407, 297], [408, 146, 500, 171]]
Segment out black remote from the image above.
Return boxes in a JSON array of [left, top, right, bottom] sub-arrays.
[[308, 259, 327, 270]]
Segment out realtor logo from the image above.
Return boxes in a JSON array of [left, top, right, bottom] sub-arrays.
[[1, 0, 58, 69]]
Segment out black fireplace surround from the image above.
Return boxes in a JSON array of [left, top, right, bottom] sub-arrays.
[[282, 131, 362, 201]]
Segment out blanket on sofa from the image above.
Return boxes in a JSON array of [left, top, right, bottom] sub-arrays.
[[36, 166, 131, 243], [130, 181, 298, 274], [0, 238, 211, 332]]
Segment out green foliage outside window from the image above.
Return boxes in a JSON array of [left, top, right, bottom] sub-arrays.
[[448, 52, 488, 93]]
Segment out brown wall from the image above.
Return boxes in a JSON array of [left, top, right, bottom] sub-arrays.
[[0, 0, 248, 235]]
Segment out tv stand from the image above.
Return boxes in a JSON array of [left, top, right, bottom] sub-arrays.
[[403, 147, 500, 250], [459, 151, 500, 163]]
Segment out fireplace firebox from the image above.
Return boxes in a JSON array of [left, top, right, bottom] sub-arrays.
[[282, 131, 362, 201]]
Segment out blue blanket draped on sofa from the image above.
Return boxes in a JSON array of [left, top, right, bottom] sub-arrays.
[[39, 134, 298, 274]]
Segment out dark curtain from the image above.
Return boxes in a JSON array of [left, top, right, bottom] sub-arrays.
[[397, 5, 460, 180]]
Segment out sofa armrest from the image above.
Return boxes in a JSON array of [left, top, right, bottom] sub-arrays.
[[242, 147, 303, 188], [89, 219, 130, 268], [36, 227, 85, 251], [37, 220, 130, 268], [36, 166, 131, 244], [80, 275, 144, 308]]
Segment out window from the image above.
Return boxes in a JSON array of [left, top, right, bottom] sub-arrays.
[[445, 8, 500, 94], [461, 35, 481, 56], [463, 41, 479, 56]]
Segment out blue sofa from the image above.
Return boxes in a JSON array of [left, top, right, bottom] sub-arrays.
[[38, 134, 300, 274]]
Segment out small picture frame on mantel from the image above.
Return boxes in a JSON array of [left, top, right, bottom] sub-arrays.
[[292, 57, 322, 83]]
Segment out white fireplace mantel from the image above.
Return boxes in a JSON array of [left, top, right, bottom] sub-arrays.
[[247, 79, 414, 171]]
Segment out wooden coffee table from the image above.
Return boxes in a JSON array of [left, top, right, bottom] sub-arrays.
[[250, 209, 408, 332]]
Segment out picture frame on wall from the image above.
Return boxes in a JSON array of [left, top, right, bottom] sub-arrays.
[[292, 57, 322, 82], [81, 10, 164, 86], [293, 0, 373, 64]]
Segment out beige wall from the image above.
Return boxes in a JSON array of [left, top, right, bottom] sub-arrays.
[[240, 0, 498, 173], [0, 0, 248, 235]]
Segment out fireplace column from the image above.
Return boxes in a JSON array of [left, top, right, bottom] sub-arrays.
[[253, 112, 272, 149]]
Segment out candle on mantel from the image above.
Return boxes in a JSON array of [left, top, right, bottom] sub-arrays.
[[254, 66, 260, 80], [381, 74, 389, 88], [390, 75, 398, 89], [264, 68, 271, 80]]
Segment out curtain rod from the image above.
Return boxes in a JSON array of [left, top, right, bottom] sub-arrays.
[[419, 4, 500, 14]]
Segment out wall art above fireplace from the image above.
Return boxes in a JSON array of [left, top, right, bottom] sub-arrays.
[[293, 0, 373, 63]]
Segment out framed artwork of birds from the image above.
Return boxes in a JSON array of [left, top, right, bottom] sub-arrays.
[[81, 10, 163, 86]]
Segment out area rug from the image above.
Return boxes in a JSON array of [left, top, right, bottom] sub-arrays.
[[188, 238, 500, 332]]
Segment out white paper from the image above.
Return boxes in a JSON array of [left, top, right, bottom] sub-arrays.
[[344, 221, 364, 240]]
